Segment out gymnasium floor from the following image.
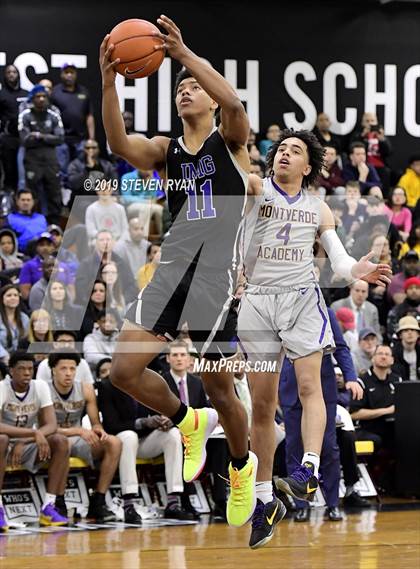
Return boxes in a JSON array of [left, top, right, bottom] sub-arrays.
[[1, 508, 419, 569]]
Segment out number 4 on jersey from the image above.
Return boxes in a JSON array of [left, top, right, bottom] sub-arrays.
[[276, 222, 292, 245], [186, 179, 216, 220]]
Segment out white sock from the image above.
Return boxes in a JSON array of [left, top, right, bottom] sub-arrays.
[[0, 494, 3, 506], [255, 481, 273, 505], [302, 452, 320, 477], [42, 493, 56, 508]]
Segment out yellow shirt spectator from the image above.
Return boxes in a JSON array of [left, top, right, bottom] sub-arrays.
[[398, 159, 420, 208]]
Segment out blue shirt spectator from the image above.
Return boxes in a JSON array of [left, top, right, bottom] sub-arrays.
[[6, 189, 47, 252]]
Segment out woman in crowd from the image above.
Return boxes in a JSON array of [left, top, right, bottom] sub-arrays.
[[44, 279, 81, 332], [0, 229, 24, 271], [18, 308, 54, 367], [384, 187, 413, 242], [0, 284, 29, 354], [80, 279, 107, 339], [101, 262, 126, 320], [369, 233, 397, 329]]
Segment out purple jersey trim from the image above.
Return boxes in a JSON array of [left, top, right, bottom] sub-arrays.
[[315, 286, 327, 344], [271, 177, 302, 204]]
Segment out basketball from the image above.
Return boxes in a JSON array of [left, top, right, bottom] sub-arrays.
[[109, 18, 165, 79]]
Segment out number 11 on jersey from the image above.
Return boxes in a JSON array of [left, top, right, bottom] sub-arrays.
[[186, 179, 217, 220]]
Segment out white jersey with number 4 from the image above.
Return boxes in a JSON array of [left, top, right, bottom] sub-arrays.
[[243, 177, 322, 288]]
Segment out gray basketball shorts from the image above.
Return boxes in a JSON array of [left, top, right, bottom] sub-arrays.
[[68, 436, 95, 468], [238, 283, 335, 364], [6, 441, 46, 474]]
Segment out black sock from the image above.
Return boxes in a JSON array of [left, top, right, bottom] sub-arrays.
[[123, 493, 137, 507], [93, 492, 105, 504], [170, 402, 188, 425], [231, 453, 249, 471]]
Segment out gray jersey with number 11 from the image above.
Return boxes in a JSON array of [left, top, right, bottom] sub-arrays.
[[242, 177, 322, 288]]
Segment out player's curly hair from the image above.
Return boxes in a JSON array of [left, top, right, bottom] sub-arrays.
[[266, 129, 325, 188]]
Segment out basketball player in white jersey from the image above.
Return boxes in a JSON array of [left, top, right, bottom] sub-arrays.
[[239, 130, 392, 549]]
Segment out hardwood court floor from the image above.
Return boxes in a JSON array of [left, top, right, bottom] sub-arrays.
[[1, 509, 419, 569]]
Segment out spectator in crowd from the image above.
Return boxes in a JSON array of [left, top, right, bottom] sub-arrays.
[[250, 160, 265, 178], [331, 280, 382, 338], [350, 345, 402, 452], [19, 232, 74, 301], [5, 189, 47, 253], [335, 307, 358, 352], [0, 351, 70, 529], [351, 328, 379, 377], [342, 143, 382, 194], [47, 224, 79, 280], [350, 113, 392, 193], [29, 255, 56, 311], [68, 139, 117, 205], [0, 65, 28, 192], [18, 85, 63, 224], [341, 181, 367, 236], [80, 279, 106, 339], [75, 229, 138, 306], [326, 197, 346, 244], [18, 309, 53, 368], [391, 316, 419, 381], [0, 229, 24, 272], [114, 217, 151, 280], [120, 169, 164, 238], [368, 233, 396, 328], [96, 357, 112, 383], [387, 277, 420, 339], [0, 284, 29, 355], [318, 144, 344, 195], [44, 279, 82, 331], [85, 181, 128, 243], [279, 309, 364, 522], [48, 350, 121, 522], [51, 63, 95, 183], [399, 222, 420, 260], [100, 262, 127, 319], [83, 309, 119, 369], [136, 243, 161, 290], [259, 123, 281, 158], [36, 330, 94, 384], [397, 154, 420, 209], [384, 187, 412, 242], [387, 250, 419, 306], [312, 112, 342, 153]]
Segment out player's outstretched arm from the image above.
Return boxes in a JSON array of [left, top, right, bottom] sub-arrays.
[[154, 15, 249, 148], [100, 35, 169, 171], [319, 201, 392, 286]]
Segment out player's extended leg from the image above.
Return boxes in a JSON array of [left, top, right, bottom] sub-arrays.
[[247, 371, 286, 549], [201, 366, 257, 528], [276, 352, 325, 501], [0, 435, 9, 532], [40, 434, 70, 527], [111, 322, 218, 483]]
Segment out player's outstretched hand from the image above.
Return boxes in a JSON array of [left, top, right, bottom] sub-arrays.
[[153, 14, 189, 61], [99, 34, 120, 87], [351, 251, 392, 287]]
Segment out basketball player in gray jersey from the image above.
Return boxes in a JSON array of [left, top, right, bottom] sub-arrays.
[[48, 351, 122, 523], [0, 351, 70, 530], [240, 130, 392, 549]]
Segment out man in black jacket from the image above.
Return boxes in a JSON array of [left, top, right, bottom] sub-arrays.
[[18, 85, 63, 223], [0, 65, 28, 191]]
